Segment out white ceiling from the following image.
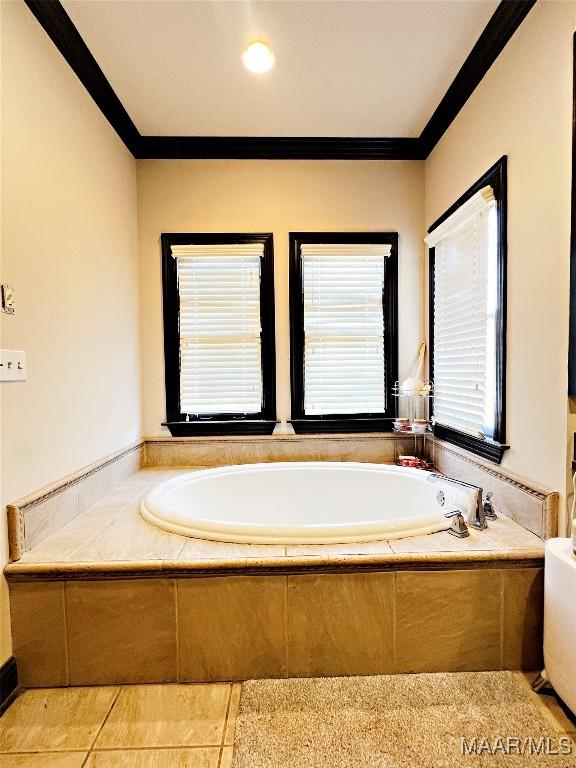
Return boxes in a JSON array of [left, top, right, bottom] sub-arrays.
[[62, 0, 499, 138]]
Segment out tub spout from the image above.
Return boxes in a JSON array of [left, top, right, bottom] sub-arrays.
[[427, 472, 488, 530]]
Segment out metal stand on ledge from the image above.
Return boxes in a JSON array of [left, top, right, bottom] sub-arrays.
[[392, 381, 434, 470]]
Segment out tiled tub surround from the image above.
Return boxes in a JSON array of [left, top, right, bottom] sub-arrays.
[[6, 434, 559, 559], [5, 469, 545, 687], [432, 438, 559, 539], [143, 434, 559, 540], [6, 442, 143, 561], [143, 433, 401, 468]]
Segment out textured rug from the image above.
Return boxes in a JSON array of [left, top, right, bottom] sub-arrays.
[[232, 672, 576, 767]]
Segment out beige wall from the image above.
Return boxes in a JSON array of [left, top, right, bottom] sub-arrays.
[[425, 0, 576, 533], [138, 159, 425, 435], [0, 2, 141, 663]]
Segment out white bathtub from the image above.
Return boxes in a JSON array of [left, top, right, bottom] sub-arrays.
[[141, 462, 473, 544]]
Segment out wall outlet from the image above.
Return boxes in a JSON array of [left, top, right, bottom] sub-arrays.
[[0, 350, 26, 381]]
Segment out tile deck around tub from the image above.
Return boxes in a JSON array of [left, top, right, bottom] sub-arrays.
[[5, 468, 544, 581]]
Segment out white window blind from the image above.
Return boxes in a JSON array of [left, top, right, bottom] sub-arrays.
[[171, 243, 263, 415], [301, 243, 391, 415], [425, 186, 498, 437]]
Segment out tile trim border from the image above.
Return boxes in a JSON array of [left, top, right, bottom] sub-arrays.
[[143, 432, 398, 445], [433, 437, 559, 538], [6, 441, 144, 562], [8, 441, 144, 511], [433, 438, 552, 500], [4, 550, 544, 583]]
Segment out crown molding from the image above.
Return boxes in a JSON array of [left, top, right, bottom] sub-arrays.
[[420, 0, 537, 155], [25, 0, 537, 160], [24, 0, 140, 153], [134, 136, 424, 160]]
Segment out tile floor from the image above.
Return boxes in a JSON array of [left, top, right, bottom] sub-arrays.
[[0, 675, 574, 767], [0, 682, 240, 767]]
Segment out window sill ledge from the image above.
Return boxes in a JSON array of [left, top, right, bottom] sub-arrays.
[[162, 420, 277, 437], [290, 418, 393, 435], [433, 424, 509, 464]]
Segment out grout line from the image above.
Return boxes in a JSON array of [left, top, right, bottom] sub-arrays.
[[284, 573, 289, 677], [0, 751, 88, 756], [392, 571, 397, 673], [175, 579, 181, 682], [83, 686, 122, 761], [499, 570, 505, 669], [87, 744, 225, 752], [62, 582, 71, 685], [218, 684, 234, 767]]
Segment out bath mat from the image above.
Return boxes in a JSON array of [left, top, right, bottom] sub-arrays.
[[232, 672, 576, 768]]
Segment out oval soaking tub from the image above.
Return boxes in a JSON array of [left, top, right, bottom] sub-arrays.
[[141, 462, 471, 544]]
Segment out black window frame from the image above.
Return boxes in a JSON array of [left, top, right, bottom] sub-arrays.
[[289, 231, 399, 434], [161, 232, 277, 436], [428, 156, 508, 463]]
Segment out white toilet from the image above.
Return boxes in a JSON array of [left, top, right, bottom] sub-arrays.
[[542, 537, 576, 714]]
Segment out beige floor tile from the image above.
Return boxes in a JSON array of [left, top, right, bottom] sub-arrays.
[[0, 688, 118, 752], [0, 754, 87, 768], [66, 580, 177, 685], [220, 746, 234, 768], [95, 684, 230, 748], [178, 577, 287, 682], [224, 684, 241, 745], [86, 748, 220, 767], [518, 673, 576, 733], [287, 572, 394, 677], [395, 569, 502, 673]]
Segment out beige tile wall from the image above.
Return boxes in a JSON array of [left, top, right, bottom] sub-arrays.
[[7, 434, 559, 562], [6, 444, 143, 561], [143, 435, 397, 468], [9, 566, 543, 687], [432, 439, 559, 539]]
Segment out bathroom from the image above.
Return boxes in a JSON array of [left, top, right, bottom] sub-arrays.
[[1, 0, 576, 765]]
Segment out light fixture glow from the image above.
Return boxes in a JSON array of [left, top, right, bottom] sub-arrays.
[[242, 41, 276, 74]]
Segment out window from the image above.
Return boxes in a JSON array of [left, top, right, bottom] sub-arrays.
[[289, 232, 398, 433], [161, 233, 276, 435], [427, 157, 507, 462]]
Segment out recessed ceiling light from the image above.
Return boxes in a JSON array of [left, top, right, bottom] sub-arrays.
[[242, 41, 276, 74]]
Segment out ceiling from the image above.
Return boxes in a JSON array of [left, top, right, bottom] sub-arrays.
[[61, 0, 499, 139]]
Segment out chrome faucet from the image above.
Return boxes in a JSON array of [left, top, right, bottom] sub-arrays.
[[427, 472, 488, 530], [483, 491, 498, 520]]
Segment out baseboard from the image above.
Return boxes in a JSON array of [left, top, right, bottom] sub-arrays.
[[0, 656, 18, 714]]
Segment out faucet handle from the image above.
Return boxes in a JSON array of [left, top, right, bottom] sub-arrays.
[[483, 491, 498, 520], [444, 509, 470, 538]]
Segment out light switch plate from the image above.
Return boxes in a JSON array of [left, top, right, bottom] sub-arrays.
[[0, 350, 26, 381], [1, 284, 15, 314]]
